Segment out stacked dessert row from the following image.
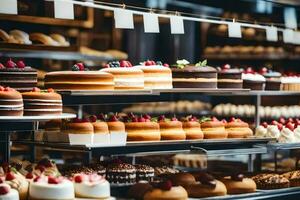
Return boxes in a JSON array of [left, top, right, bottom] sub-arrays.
[[0, 87, 62, 116]]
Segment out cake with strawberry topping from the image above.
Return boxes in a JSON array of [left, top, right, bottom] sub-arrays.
[[22, 87, 62, 116], [200, 117, 228, 139], [63, 118, 93, 135], [225, 117, 253, 138], [135, 60, 172, 89], [158, 116, 186, 140], [105, 114, 126, 133], [73, 173, 110, 199], [171, 59, 217, 88], [89, 115, 109, 134], [3, 170, 28, 200], [0, 183, 19, 200], [242, 67, 266, 90], [101, 61, 144, 90], [29, 175, 74, 200], [259, 67, 282, 90], [278, 122, 296, 143], [124, 114, 161, 141], [0, 58, 37, 91], [181, 116, 203, 140], [45, 63, 114, 90], [0, 86, 23, 116], [217, 64, 243, 88]]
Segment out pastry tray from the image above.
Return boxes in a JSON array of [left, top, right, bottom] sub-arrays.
[[0, 113, 76, 122]]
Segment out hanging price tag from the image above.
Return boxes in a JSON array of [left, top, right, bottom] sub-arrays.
[[143, 13, 160, 33], [54, 0, 74, 19], [0, 0, 18, 15], [283, 29, 294, 43], [228, 22, 242, 38], [114, 8, 134, 29], [293, 31, 300, 45], [284, 7, 297, 29], [170, 16, 184, 34], [266, 26, 278, 42]]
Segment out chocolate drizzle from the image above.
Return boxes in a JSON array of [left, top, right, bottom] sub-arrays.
[[231, 173, 244, 181], [197, 172, 217, 188]]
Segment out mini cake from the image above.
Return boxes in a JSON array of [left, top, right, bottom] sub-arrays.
[[181, 116, 203, 140], [0, 59, 37, 91], [217, 64, 243, 88], [158, 116, 186, 140], [45, 63, 114, 90], [185, 172, 227, 198], [73, 173, 110, 199], [0, 183, 19, 200], [281, 75, 300, 91], [29, 176, 75, 200], [221, 174, 256, 194], [89, 115, 109, 134], [242, 67, 266, 90], [22, 88, 62, 116], [260, 67, 282, 90], [282, 170, 300, 187], [225, 118, 253, 138], [135, 60, 172, 89], [4, 171, 28, 200], [252, 173, 289, 189], [63, 118, 93, 135], [171, 59, 217, 88], [278, 123, 296, 143], [135, 164, 155, 182], [106, 114, 126, 133], [101, 61, 144, 90], [106, 163, 136, 185], [201, 117, 228, 139], [125, 114, 160, 141], [0, 86, 23, 116]]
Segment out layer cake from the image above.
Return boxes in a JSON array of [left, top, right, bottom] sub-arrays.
[[0, 86, 23, 116]]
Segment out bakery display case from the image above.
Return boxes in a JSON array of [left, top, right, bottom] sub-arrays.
[[2, 0, 300, 200]]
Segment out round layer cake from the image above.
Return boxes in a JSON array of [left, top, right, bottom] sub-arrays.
[[0, 59, 37, 91], [106, 163, 136, 185], [182, 117, 203, 140], [101, 64, 144, 90], [106, 115, 125, 133], [89, 116, 109, 134], [217, 65, 243, 88], [22, 88, 62, 116], [63, 119, 94, 134], [125, 122, 161, 141], [225, 118, 253, 138], [201, 118, 228, 139], [159, 117, 186, 140], [135, 61, 172, 89], [171, 60, 217, 88], [29, 176, 75, 200], [0, 86, 23, 116], [45, 71, 114, 90], [135, 164, 155, 182]]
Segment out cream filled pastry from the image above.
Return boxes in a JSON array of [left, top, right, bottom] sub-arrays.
[[278, 127, 296, 143], [4, 171, 28, 200], [266, 125, 281, 139], [255, 125, 267, 137], [73, 173, 110, 199]]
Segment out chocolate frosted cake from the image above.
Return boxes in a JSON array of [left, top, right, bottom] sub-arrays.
[[171, 59, 217, 88], [260, 68, 282, 90], [106, 163, 136, 185], [282, 170, 300, 187], [252, 173, 289, 189], [62, 164, 106, 178], [135, 164, 154, 182], [217, 64, 243, 88], [0, 59, 37, 91]]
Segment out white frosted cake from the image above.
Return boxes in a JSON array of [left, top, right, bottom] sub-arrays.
[[0, 183, 19, 200]]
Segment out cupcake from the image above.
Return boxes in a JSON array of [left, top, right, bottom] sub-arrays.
[[259, 67, 282, 90]]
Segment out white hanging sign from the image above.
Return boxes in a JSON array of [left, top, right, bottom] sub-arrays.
[[266, 26, 278, 42], [143, 13, 160, 33], [170, 16, 184, 34], [228, 22, 242, 38], [284, 7, 297, 29], [0, 0, 18, 15], [114, 8, 134, 29], [293, 31, 300, 45], [54, 0, 74, 19], [283, 29, 294, 43]]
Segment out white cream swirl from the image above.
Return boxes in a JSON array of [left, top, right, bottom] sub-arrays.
[[294, 127, 300, 142], [266, 125, 280, 139], [278, 127, 296, 143], [255, 125, 267, 137]]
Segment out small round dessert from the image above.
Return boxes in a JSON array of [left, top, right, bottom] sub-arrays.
[[63, 118, 93, 134], [185, 172, 227, 198], [29, 176, 75, 200], [282, 170, 300, 187], [73, 173, 110, 199], [101, 61, 144, 90], [106, 115, 126, 133], [158, 116, 186, 140], [125, 114, 160, 141], [225, 118, 253, 138], [252, 173, 289, 189], [221, 174, 256, 194], [0, 183, 19, 200], [144, 181, 188, 200], [242, 68, 266, 90], [171, 59, 217, 89], [106, 163, 136, 185], [4, 171, 28, 200], [22, 88, 62, 116], [217, 64, 243, 88], [168, 172, 196, 186], [201, 117, 228, 139], [89, 115, 109, 134], [33, 158, 59, 177], [135, 60, 172, 89], [260, 68, 282, 90], [135, 164, 155, 182], [0, 86, 23, 116], [181, 116, 203, 140]]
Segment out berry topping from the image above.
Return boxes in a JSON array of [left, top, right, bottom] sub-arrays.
[[35, 165, 45, 172], [89, 115, 97, 123], [288, 118, 294, 124], [109, 115, 118, 122], [229, 117, 236, 122], [163, 63, 169, 67], [138, 117, 146, 122], [171, 117, 178, 121], [271, 120, 278, 125], [4, 87, 12, 92], [245, 67, 254, 74], [0, 86, 4, 91], [0, 63, 5, 69], [48, 176, 59, 184], [16, 60, 26, 68], [222, 64, 231, 70], [0, 186, 9, 195], [97, 114, 106, 121], [158, 115, 165, 122], [142, 114, 151, 120], [32, 87, 41, 92], [81, 118, 90, 123], [132, 116, 139, 122], [33, 176, 40, 182], [277, 123, 283, 131], [261, 122, 268, 128], [211, 117, 219, 122], [74, 175, 83, 183], [221, 119, 227, 123], [259, 67, 268, 74], [159, 180, 172, 191], [5, 59, 16, 68], [279, 117, 286, 125], [286, 122, 295, 131], [47, 88, 55, 93], [128, 113, 135, 119], [119, 60, 132, 67], [72, 63, 85, 71], [145, 60, 153, 66], [72, 118, 82, 123], [0, 178, 3, 184], [5, 172, 15, 181], [26, 172, 34, 179]]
